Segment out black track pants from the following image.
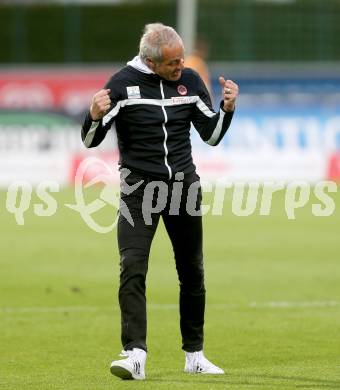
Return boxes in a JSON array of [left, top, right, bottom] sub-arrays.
[[117, 170, 205, 353]]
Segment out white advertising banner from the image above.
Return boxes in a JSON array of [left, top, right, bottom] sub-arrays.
[[193, 150, 326, 183], [0, 69, 340, 186], [0, 152, 71, 186]]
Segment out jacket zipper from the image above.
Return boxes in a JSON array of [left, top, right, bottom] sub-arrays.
[[159, 80, 172, 179]]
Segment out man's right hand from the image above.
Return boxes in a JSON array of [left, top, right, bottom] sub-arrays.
[[90, 89, 111, 121]]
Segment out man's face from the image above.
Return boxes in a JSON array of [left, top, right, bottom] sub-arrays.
[[149, 45, 185, 81]]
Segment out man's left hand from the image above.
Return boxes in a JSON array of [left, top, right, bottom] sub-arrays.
[[219, 77, 239, 112]]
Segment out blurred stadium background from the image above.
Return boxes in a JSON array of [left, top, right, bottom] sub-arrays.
[[1, 1, 340, 389], [1, 0, 340, 184]]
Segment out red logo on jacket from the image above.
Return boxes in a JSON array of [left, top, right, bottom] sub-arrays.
[[177, 85, 187, 96]]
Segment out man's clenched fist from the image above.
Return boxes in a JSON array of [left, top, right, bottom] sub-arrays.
[[90, 89, 111, 121], [219, 77, 239, 112]]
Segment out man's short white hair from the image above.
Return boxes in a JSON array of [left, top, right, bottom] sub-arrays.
[[139, 23, 184, 63]]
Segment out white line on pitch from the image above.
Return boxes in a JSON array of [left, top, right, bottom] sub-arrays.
[[249, 300, 340, 308], [0, 306, 100, 313]]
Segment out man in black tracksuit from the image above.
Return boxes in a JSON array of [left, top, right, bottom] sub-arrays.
[[81, 23, 238, 380]]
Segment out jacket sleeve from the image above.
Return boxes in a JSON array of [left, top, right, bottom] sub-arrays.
[[81, 76, 122, 148], [191, 75, 234, 146]]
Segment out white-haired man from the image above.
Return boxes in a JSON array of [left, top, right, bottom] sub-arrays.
[[81, 23, 238, 380]]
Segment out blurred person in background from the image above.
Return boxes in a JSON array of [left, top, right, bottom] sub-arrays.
[[185, 37, 212, 96], [81, 23, 238, 381]]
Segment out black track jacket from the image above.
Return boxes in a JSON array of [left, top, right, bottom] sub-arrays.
[[81, 56, 234, 179]]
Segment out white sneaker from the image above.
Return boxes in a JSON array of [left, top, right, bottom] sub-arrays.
[[184, 351, 224, 374], [110, 348, 146, 380]]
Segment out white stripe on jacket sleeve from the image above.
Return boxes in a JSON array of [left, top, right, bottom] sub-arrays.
[[196, 98, 216, 118], [102, 101, 122, 126], [84, 120, 101, 148], [205, 109, 226, 146]]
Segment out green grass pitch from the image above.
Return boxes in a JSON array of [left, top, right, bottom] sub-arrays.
[[1, 186, 340, 389]]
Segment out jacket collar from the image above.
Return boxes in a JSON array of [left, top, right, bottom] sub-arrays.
[[127, 56, 154, 74]]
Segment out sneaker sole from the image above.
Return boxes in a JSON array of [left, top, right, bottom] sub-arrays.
[[110, 365, 133, 380]]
